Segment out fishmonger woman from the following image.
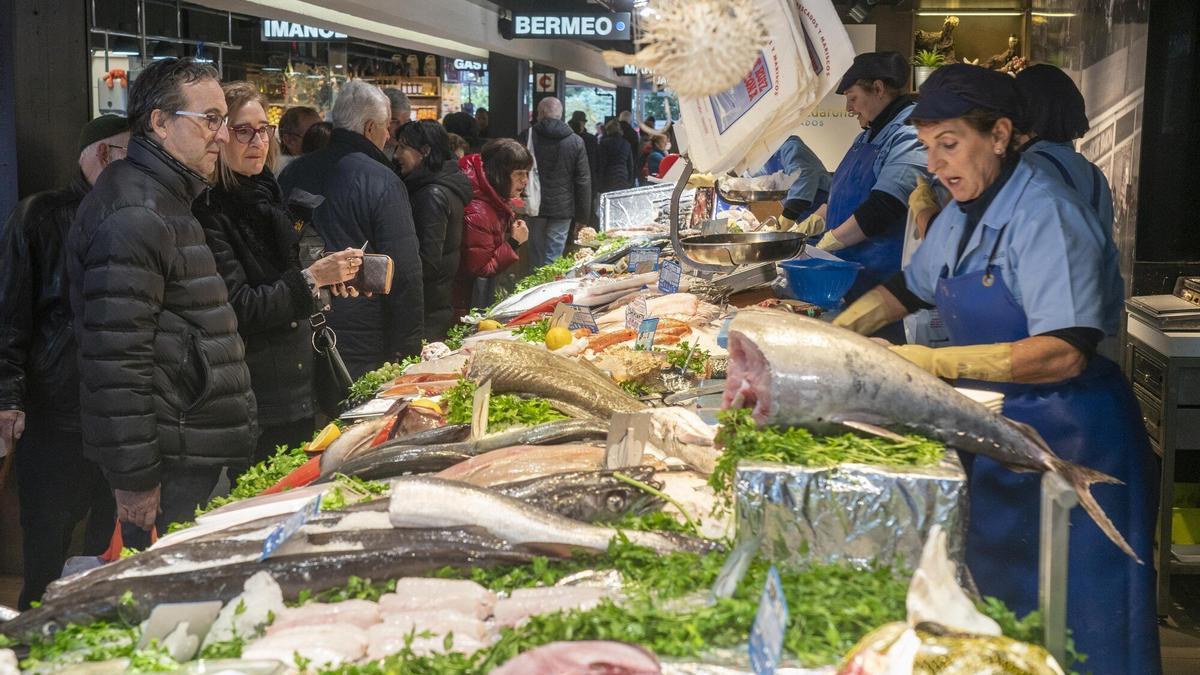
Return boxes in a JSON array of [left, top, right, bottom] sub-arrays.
[[833, 64, 1159, 674]]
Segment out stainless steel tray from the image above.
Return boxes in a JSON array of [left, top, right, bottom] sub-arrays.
[[717, 186, 789, 203], [679, 232, 805, 266]]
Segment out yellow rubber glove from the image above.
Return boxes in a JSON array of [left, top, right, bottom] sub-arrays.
[[908, 176, 939, 215], [792, 213, 826, 236], [833, 288, 893, 336], [778, 215, 796, 232], [687, 173, 716, 188], [890, 343, 1014, 381], [817, 229, 846, 251]]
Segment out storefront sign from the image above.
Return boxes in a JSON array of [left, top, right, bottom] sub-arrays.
[[261, 20, 348, 42], [453, 58, 487, 72], [512, 13, 632, 40]]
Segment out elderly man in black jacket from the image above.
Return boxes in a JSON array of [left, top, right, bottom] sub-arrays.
[[68, 57, 257, 536], [0, 115, 126, 608], [523, 97, 591, 266], [280, 80, 424, 378]]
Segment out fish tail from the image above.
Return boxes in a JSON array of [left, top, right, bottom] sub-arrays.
[[1049, 455, 1141, 564]]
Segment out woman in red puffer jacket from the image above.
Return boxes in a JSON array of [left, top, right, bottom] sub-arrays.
[[455, 139, 533, 312]]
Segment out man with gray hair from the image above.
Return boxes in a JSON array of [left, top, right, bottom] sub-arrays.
[[523, 96, 591, 265], [280, 80, 424, 378], [382, 88, 412, 161]]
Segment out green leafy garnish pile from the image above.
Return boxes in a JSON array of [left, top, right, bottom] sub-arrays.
[[710, 409, 945, 505], [16, 620, 180, 673], [663, 340, 710, 375], [442, 378, 566, 432], [294, 576, 399, 606], [444, 323, 471, 351], [513, 256, 574, 294], [188, 443, 309, 521], [346, 357, 419, 405], [321, 474, 389, 511], [512, 318, 551, 344], [618, 380, 651, 397]]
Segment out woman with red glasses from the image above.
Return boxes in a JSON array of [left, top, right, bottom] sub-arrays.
[[194, 82, 363, 465]]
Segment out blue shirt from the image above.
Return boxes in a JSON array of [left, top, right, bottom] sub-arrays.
[[1021, 139, 1114, 236], [758, 135, 832, 206], [848, 103, 928, 204], [904, 157, 1124, 337]]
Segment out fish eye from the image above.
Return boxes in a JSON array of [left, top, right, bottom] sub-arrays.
[[604, 491, 627, 511]]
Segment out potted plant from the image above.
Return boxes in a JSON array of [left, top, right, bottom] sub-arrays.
[[912, 50, 946, 89]]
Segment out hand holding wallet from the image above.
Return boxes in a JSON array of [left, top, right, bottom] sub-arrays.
[[347, 253, 394, 295]]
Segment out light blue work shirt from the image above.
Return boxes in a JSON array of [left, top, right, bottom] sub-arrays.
[[757, 135, 832, 206], [904, 156, 1124, 337], [1021, 139, 1115, 236], [844, 102, 928, 205]]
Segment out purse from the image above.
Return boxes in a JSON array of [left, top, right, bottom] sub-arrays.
[[311, 312, 353, 417], [348, 253, 394, 294], [525, 129, 541, 217]]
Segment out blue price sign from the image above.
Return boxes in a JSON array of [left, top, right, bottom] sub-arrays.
[[260, 494, 322, 562], [627, 247, 660, 273], [635, 317, 659, 351], [748, 565, 788, 675], [658, 259, 682, 293]]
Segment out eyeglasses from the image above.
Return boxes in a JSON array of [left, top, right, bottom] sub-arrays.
[[174, 110, 227, 131], [230, 123, 277, 144]]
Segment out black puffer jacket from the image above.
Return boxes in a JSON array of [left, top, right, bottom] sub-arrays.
[[68, 137, 257, 490], [524, 119, 591, 223], [0, 173, 88, 429], [279, 128, 424, 379], [193, 168, 317, 428], [403, 160, 473, 340], [596, 135, 634, 193]]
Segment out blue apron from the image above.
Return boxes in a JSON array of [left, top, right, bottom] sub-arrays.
[[934, 233, 1160, 674], [826, 141, 905, 340]]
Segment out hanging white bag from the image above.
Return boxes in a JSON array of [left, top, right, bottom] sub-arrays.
[[524, 129, 541, 217]]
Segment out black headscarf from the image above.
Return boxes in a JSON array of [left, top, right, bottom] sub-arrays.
[[1014, 64, 1089, 142]]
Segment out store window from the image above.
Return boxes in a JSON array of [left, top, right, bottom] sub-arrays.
[[564, 86, 616, 132], [443, 58, 489, 117]]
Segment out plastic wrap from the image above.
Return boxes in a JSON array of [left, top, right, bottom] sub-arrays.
[[734, 456, 968, 570]]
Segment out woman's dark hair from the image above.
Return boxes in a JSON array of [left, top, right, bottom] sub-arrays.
[[301, 122, 333, 153], [481, 138, 532, 199], [442, 111, 479, 139], [1014, 64, 1089, 142], [126, 57, 220, 137], [395, 120, 453, 173]]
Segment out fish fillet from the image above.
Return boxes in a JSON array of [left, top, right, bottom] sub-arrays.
[[379, 578, 496, 620], [241, 623, 368, 666], [435, 444, 606, 487], [267, 599, 381, 633], [493, 586, 613, 628]]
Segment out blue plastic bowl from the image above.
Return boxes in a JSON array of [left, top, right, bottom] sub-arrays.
[[779, 258, 863, 309]]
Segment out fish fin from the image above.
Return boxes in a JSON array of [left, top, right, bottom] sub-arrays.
[[1049, 455, 1138, 563], [835, 418, 909, 443]]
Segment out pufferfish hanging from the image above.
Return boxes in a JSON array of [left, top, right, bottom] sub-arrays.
[[603, 0, 769, 99]]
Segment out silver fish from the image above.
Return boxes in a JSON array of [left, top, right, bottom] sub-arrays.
[[722, 309, 1137, 561], [388, 477, 686, 555], [468, 341, 645, 418]]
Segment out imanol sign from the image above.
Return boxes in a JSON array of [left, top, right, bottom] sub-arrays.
[[261, 20, 349, 42]]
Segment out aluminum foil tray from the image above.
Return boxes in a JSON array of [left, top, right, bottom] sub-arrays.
[[734, 455, 968, 570]]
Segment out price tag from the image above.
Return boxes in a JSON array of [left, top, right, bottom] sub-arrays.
[[748, 565, 789, 675], [604, 412, 651, 469], [260, 493, 322, 562], [658, 259, 682, 294], [625, 297, 648, 330], [635, 317, 659, 351], [627, 247, 660, 273], [470, 379, 492, 441], [551, 303, 599, 334], [717, 313, 737, 349]]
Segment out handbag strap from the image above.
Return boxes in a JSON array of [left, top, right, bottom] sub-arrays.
[[310, 312, 353, 387]]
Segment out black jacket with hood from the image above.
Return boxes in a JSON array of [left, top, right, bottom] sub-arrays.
[[68, 136, 257, 490], [403, 160, 473, 340], [523, 118, 592, 223]]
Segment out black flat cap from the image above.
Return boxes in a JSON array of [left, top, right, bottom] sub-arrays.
[[78, 114, 129, 154], [836, 52, 910, 95]]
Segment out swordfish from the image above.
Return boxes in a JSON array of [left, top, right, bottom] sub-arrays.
[[721, 309, 1138, 561]]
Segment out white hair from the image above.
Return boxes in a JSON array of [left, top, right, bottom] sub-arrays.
[[332, 80, 390, 133], [537, 96, 563, 121], [618, 110, 633, 123], [382, 88, 411, 116]]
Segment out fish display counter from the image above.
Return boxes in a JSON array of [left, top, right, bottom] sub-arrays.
[[0, 249, 1077, 674]]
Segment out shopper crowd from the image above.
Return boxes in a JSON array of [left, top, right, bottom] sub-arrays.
[[0, 56, 679, 609]]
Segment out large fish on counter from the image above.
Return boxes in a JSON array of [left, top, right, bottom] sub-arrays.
[[722, 309, 1138, 560], [467, 340, 646, 417]]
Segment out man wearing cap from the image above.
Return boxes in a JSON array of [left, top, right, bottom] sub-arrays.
[[833, 64, 1159, 673], [791, 52, 930, 339], [0, 115, 128, 608]]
